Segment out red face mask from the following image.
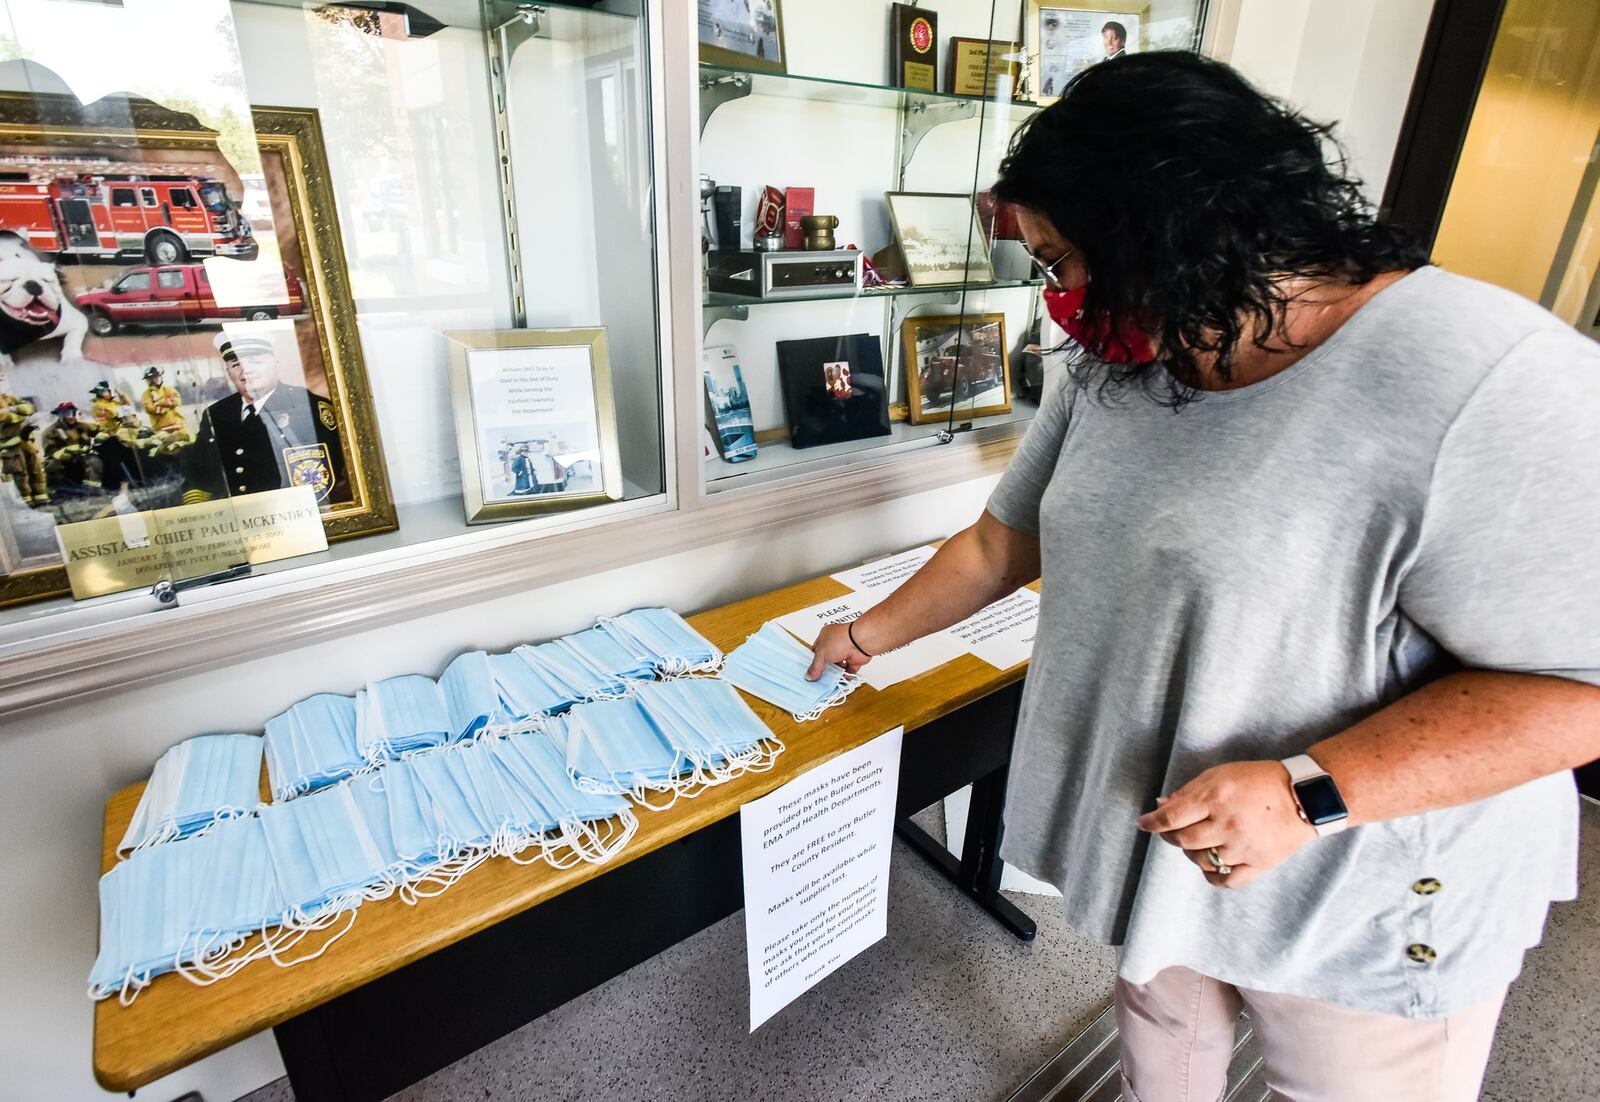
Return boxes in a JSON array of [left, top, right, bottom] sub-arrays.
[[1043, 285, 1157, 364]]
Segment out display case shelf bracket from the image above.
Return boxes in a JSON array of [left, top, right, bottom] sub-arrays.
[[899, 100, 978, 181], [704, 303, 749, 335], [700, 74, 752, 136], [889, 289, 961, 332]]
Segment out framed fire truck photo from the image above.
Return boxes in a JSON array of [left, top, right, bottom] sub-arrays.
[[0, 91, 394, 607]]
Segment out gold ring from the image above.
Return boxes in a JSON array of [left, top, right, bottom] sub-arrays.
[[1207, 847, 1232, 876]]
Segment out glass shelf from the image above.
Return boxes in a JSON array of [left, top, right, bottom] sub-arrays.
[[704, 278, 1042, 309], [704, 401, 1040, 491], [700, 62, 1043, 115], [240, 0, 643, 31]]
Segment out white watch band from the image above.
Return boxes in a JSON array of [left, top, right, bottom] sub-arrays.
[[1282, 754, 1349, 836]]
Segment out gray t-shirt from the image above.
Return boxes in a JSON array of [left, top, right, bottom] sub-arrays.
[[985, 266, 1599, 1018]]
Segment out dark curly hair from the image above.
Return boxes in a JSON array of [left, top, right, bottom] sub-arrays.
[[992, 51, 1427, 403]]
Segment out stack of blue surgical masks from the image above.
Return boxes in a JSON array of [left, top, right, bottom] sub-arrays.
[[355, 674, 454, 765], [563, 678, 781, 806], [438, 650, 506, 741], [91, 815, 285, 1003], [514, 640, 629, 703], [117, 733, 263, 855], [597, 608, 723, 676], [489, 651, 581, 724], [264, 694, 363, 802], [91, 728, 640, 1003], [721, 622, 858, 722]]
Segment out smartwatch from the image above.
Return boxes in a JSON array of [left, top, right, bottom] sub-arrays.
[[1281, 754, 1350, 836]]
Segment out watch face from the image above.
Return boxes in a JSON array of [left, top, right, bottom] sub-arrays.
[[1296, 775, 1348, 825]]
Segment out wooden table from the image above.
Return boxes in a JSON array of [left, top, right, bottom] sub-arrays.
[[95, 565, 1038, 1098]]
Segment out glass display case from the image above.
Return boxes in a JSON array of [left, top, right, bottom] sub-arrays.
[[0, 0, 1210, 676], [0, 0, 668, 623], [693, 0, 1207, 492]]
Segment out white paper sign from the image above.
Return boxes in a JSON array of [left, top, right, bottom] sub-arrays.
[[830, 545, 938, 593], [951, 588, 1041, 670], [740, 727, 903, 1031], [774, 591, 966, 691]]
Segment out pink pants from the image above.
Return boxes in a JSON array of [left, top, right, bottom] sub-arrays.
[[1115, 966, 1507, 1102]]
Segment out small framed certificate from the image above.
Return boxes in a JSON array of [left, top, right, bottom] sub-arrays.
[[446, 329, 623, 524], [949, 38, 1022, 98]]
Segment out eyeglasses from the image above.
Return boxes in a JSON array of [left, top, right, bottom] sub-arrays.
[[1025, 246, 1075, 289]]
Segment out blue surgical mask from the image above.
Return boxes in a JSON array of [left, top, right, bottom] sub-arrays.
[[637, 678, 780, 778], [118, 733, 264, 855], [564, 698, 684, 800], [438, 651, 503, 741], [598, 608, 722, 676], [356, 674, 453, 764], [89, 816, 285, 1002], [517, 640, 628, 702], [264, 693, 362, 802], [489, 651, 577, 721], [721, 622, 857, 721], [564, 626, 657, 682], [405, 745, 495, 853], [257, 782, 391, 925]]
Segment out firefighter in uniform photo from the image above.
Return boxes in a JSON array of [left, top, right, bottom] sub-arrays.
[[140, 366, 190, 444], [88, 379, 135, 432], [182, 330, 344, 505], [0, 384, 46, 504], [43, 401, 101, 488]]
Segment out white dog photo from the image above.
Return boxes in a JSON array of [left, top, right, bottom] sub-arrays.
[[0, 230, 88, 371]]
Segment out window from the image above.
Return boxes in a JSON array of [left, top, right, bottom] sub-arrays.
[[168, 188, 198, 209], [139, 187, 157, 206], [156, 269, 185, 290], [116, 271, 151, 292], [110, 187, 136, 207]]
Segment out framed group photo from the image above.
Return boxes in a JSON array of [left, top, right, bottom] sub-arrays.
[[698, 0, 787, 74], [447, 328, 623, 524], [902, 312, 1012, 425], [0, 90, 394, 607], [885, 191, 995, 288], [1026, 0, 1148, 103]]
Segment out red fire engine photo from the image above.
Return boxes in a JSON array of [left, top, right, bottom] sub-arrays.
[[0, 163, 258, 265]]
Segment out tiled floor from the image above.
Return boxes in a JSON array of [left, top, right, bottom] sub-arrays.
[[240, 800, 1599, 1102]]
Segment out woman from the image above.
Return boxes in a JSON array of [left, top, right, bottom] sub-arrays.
[[809, 53, 1600, 1101]]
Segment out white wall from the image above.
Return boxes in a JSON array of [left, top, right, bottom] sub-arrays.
[[1226, 0, 1434, 201], [0, 473, 999, 1102]]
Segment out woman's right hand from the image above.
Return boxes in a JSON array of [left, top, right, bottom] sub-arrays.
[[807, 620, 872, 680]]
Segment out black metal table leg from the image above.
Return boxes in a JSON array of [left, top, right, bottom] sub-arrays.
[[896, 763, 1037, 943]]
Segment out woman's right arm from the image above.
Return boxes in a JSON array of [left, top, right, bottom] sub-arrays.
[[805, 510, 1041, 679]]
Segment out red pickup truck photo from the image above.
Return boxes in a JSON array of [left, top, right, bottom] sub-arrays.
[[75, 262, 307, 336]]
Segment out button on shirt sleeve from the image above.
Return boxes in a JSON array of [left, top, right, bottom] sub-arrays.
[[985, 373, 1076, 536], [1399, 330, 1600, 687]]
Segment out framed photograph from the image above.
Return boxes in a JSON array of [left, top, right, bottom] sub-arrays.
[[0, 91, 394, 607], [698, 0, 787, 74], [902, 312, 1012, 425], [1026, 1, 1148, 103], [775, 333, 890, 450], [885, 192, 996, 288], [446, 328, 622, 524]]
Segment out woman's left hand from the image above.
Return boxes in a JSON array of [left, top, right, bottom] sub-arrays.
[[1136, 760, 1318, 889]]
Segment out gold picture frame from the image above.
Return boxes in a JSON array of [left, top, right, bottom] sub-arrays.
[[1026, 0, 1150, 104], [446, 328, 623, 525], [902, 312, 1012, 425], [698, 0, 788, 75], [0, 92, 395, 608]]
